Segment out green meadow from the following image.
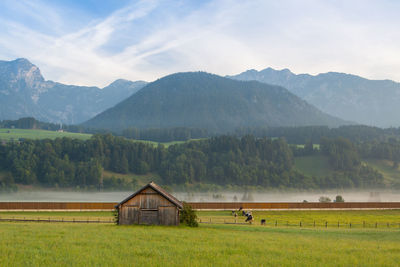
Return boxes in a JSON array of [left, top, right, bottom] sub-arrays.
[[0, 128, 192, 147], [0, 219, 399, 266], [0, 210, 399, 266], [0, 128, 92, 141], [1, 210, 400, 228], [294, 155, 334, 178]]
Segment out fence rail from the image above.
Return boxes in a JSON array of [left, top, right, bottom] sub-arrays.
[[1, 202, 400, 210], [0, 217, 114, 223], [2, 217, 398, 229], [188, 202, 400, 210], [198, 219, 400, 229]]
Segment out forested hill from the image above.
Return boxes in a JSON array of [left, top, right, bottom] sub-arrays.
[[0, 134, 390, 191], [83, 72, 347, 133]]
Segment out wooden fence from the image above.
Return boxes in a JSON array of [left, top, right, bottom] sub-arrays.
[[187, 202, 400, 210], [1, 202, 400, 210]]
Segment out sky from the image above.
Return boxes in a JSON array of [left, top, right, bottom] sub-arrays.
[[0, 0, 399, 87]]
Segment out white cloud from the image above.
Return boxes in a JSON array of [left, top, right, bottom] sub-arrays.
[[0, 0, 400, 86]]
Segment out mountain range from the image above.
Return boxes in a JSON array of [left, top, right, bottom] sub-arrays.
[[83, 72, 346, 133], [228, 68, 400, 127], [2, 58, 400, 131], [0, 58, 146, 124]]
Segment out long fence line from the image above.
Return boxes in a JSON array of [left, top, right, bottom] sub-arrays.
[[1, 202, 400, 210], [0, 217, 114, 223], [1, 216, 399, 229], [199, 219, 400, 229]]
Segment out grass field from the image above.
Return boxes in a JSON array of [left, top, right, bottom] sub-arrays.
[[0, 210, 399, 266], [294, 155, 334, 178], [133, 139, 188, 147], [1, 210, 400, 228], [0, 128, 92, 141], [0, 128, 195, 148], [294, 155, 400, 188], [102, 170, 161, 185], [364, 159, 400, 186], [0, 220, 399, 266]]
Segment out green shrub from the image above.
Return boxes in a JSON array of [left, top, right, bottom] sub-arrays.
[[113, 207, 120, 225], [335, 195, 345, 202], [180, 202, 198, 227], [319, 196, 331, 203]]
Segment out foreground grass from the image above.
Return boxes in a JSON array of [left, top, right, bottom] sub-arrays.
[[0, 222, 399, 266], [0, 128, 92, 141]]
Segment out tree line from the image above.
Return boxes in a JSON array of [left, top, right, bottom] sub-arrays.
[[0, 134, 393, 191]]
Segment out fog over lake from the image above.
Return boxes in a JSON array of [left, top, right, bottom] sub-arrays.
[[1, 190, 400, 202]]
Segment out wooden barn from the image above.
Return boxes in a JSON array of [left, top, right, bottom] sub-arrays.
[[115, 182, 183, 225]]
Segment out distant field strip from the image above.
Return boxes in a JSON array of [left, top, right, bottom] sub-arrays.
[[1, 210, 400, 230], [0, 128, 92, 140]]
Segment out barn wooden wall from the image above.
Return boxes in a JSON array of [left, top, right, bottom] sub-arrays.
[[119, 187, 179, 225]]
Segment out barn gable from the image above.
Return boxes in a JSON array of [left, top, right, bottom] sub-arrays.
[[116, 182, 183, 225], [116, 182, 183, 209]]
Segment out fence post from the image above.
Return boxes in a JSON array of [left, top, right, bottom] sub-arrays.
[[387, 223, 389, 228], [325, 222, 328, 228], [275, 220, 277, 227], [299, 221, 302, 227], [350, 223, 352, 228], [375, 222, 377, 228]]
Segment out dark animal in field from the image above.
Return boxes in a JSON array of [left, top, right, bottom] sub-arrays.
[[261, 219, 266, 225], [245, 214, 253, 222]]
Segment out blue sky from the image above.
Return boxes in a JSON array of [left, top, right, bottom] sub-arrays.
[[1, 0, 399, 87]]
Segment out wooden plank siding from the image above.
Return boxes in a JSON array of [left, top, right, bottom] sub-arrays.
[[118, 186, 180, 226]]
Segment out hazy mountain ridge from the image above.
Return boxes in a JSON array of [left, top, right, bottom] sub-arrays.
[[228, 68, 400, 127], [84, 72, 347, 133], [0, 58, 147, 124]]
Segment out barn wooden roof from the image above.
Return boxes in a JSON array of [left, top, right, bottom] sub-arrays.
[[116, 182, 183, 209]]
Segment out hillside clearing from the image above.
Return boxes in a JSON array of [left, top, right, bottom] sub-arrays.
[[364, 159, 400, 187], [294, 155, 334, 178], [0, 128, 92, 141]]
